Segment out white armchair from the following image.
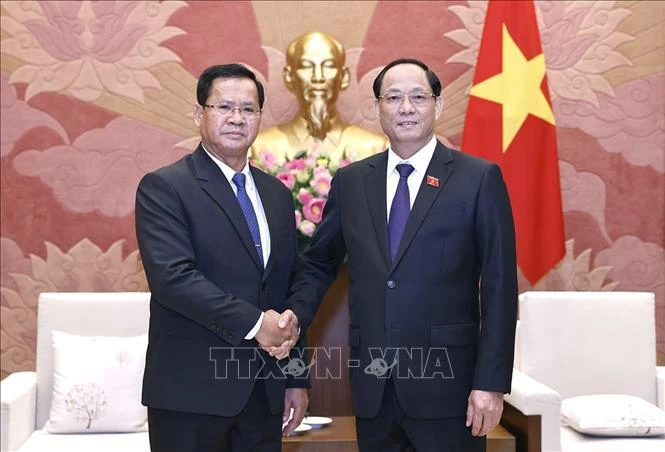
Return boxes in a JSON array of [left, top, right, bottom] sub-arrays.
[[1, 292, 151, 452], [505, 291, 665, 452]]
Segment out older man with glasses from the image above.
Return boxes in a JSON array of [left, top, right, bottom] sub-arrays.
[[136, 63, 308, 452], [282, 58, 518, 451]]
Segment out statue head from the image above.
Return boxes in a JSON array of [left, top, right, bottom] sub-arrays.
[[284, 32, 350, 139]]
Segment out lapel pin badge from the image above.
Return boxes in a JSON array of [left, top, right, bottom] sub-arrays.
[[426, 175, 439, 188]]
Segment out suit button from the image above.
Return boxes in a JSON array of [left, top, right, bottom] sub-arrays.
[[222, 329, 233, 339], [386, 280, 396, 289], [262, 282, 268, 291], [211, 323, 217, 330]]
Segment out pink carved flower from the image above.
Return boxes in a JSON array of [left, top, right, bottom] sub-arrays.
[[294, 210, 302, 228], [311, 170, 333, 197], [303, 198, 326, 224], [1, 1, 186, 102], [297, 188, 313, 206], [276, 172, 296, 190], [298, 220, 316, 237]]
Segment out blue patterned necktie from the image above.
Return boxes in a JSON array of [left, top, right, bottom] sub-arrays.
[[388, 163, 414, 261], [231, 172, 264, 266]]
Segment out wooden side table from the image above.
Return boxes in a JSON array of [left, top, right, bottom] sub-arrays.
[[282, 416, 516, 452], [282, 416, 358, 452]]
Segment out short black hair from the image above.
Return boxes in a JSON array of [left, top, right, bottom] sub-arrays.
[[372, 58, 442, 98], [196, 64, 265, 109]]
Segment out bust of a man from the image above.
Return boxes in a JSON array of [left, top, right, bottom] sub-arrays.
[[250, 32, 388, 164]]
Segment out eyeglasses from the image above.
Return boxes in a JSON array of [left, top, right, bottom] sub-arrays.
[[378, 91, 436, 106], [203, 103, 261, 117]]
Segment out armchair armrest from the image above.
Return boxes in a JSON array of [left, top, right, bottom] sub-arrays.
[[657, 366, 665, 409], [1, 372, 37, 452], [505, 369, 562, 452]]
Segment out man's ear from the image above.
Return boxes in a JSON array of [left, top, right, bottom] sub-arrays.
[[434, 96, 444, 120], [340, 67, 350, 91], [193, 103, 203, 127], [373, 99, 380, 119], [283, 66, 294, 93]]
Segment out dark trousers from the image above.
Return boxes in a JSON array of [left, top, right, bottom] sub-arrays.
[[147, 380, 282, 452], [356, 379, 486, 452]]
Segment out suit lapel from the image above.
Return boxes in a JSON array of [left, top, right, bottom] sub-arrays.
[[391, 142, 455, 270], [251, 166, 282, 279], [192, 145, 263, 271], [364, 152, 391, 270]]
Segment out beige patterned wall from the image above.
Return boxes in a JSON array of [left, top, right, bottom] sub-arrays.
[[1, 1, 664, 378]]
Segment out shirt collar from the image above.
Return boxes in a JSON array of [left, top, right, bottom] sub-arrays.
[[201, 143, 252, 186], [387, 135, 437, 177]]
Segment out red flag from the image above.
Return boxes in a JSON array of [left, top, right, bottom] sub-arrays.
[[461, 0, 564, 284]]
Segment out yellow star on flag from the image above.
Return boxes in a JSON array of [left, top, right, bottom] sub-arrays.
[[469, 24, 555, 152]]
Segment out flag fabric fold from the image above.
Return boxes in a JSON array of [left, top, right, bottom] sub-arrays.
[[461, 0, 565, 284]]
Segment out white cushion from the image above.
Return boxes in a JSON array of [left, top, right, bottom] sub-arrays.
[[35, 292, 151, 428], [562, 394, 665, 437], [561, 426, 665, 451], [44, 331, 148, 433], [17, 430, 150, 452]]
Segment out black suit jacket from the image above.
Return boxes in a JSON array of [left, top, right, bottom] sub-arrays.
[[288, 141, 517, 419], [136, 144, 306, 417]]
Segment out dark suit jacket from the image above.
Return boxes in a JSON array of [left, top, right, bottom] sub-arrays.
[[288, 141, 517, 419], [136, 144, 307, 418]]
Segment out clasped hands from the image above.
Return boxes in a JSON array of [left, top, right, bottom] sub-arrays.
[[254, 309, 299, 359]]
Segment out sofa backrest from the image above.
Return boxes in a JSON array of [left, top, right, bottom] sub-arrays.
[[35, 292, 151, 429], [516, 291, 656, 403]]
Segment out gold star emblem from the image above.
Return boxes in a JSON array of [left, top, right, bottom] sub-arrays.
[[470, 24, 555, 152]]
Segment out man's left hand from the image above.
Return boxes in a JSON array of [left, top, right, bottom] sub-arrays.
[[466, 390, 503, 436], [282, 388, 308, 436]]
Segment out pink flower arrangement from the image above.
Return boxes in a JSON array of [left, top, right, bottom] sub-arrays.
[[276, 171, 296, 190], [253, 147, 353, 241]]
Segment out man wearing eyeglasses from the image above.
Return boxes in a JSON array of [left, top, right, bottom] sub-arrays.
[[283, 59, 518, 451], [135, 64, 308, 451]]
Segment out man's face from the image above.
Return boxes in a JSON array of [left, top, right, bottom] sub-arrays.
[[194, 77, 261, 166], [287, 35, 348, 107], [376, 64, 442, 155]]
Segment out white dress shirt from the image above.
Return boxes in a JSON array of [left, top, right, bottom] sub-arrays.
[[202, 145, 269, 339], [386, 135, 438, 220]]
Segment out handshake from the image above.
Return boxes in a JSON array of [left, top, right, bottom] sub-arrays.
[[255, 309, 299, 359]]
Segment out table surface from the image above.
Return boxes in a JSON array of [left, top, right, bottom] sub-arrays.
[[283, 416, 357, 444], [283, 416, 515, 452]]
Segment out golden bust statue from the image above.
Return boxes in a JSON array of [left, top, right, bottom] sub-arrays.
[[250, 32, 388, 164]]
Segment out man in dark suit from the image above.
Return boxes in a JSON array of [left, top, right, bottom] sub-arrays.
[[136, 64, 308, 451], [282, 59, 518, 451]]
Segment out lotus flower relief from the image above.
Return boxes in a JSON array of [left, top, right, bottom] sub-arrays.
[[518, 239, 620, 292], [0, 238, 148, 376], [445, 1, 633, 108], [1, 1, 186, 102]]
